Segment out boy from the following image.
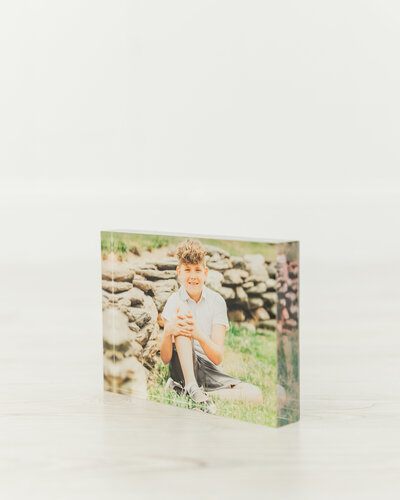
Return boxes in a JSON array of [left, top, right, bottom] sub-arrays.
[[160, 239, 263, 412]]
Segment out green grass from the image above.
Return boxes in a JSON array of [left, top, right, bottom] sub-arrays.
[[147, 324, 278, 427], [100, 231, 277, 261]]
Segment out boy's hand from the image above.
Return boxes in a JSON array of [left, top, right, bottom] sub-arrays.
[[178, 311, 204, 342], [165, 307, 193, 338]]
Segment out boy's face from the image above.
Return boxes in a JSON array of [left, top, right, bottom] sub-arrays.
[[177, 262, 208, 295]]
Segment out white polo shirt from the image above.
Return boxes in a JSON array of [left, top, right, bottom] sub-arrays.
[[161, 284, 230, 363]]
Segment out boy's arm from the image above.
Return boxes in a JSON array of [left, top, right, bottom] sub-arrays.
[[196, 294, 228, 365], [160, 319, 174, 364], [197, 324, 225, 366]]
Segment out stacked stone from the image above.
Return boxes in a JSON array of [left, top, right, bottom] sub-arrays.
[[101, 259, 178, 395], [276, 254, 299, 336], [203, 245, 277, 334]]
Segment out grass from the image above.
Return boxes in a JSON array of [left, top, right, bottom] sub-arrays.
[[277, 335, 300, 426], [147, 323, 278, 427], [100, 231, 277, 261], [101, 232, 171, 259]]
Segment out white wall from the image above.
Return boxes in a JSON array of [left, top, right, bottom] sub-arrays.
[[1, 2, 399, 333]]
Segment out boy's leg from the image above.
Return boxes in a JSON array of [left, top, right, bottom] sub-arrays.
[[174, 335, 197, 388], [207, 382, 263, 404]]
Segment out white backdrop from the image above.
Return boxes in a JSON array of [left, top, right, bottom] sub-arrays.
[[1, 0, 399, 330], [1, 2, 399, 497]]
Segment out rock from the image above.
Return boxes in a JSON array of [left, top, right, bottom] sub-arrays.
[[152, 278, 178, 293], [235, 286, 248, 304], [125, 307, 151, 328], [223, 269, 248, 285], [134, 269, 178, 281], [247, 275, 267, 284], [288, 262, 299, 277], [231, 256, 246, 269], [102, 307, 143, 359], [141, 341, 159, 367], [246, 282, 267, 295], [132, 263, 157, 270], [128, 322, 140, 333], [102, 290, 117, 304], [152, 279, 178, 311], [262, 292, 277, 306], [118, 298, 132, 310], [256, 328, 276, 335], [102, 295, 110, 311], [242, 281, 255, 289], [252, 307, 270, 321], [102, 261, 136, 282], [285, 292, 297, 303], [153, 290, 172, 312], [149, 323, 161, 341], [132, 279, 153, 293], [102, 307, 131, 346], [257, 319, 276, 331], [203, 245, 230, 258], [219, 286, 235, 301], [284, 318, 298, 330], [266, 279, 277, 290], [206, 255, 233, 271], [115, 287, 146, 306], [152, 258, 179, 270], [228, 309, 246, 322], [102, 280, 133, 293], [248, 297, 264, 310], [150, 323, 161, 342], [124, 339, 143, 358], [103, 355, 148, 398], [206, 269, 224, 292], [276, 254, 287, 265], [166, 245, 176, 257], [243, 254, 269, 281], [277, 282, 288, 295], [267, 263, 277, 279], [135, 323, 154, 346], [143, 294, 159, 324], [270, 304, 277, 318]]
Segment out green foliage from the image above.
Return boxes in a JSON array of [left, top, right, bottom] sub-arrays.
[[100, 231, 277, 260], [115, 239, 128, 254], [145, 235, 170, 251]]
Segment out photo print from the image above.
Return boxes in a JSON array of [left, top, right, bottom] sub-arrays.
[[101, 230, 299, 427]]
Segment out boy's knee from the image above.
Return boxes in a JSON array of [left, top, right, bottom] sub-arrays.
[[175, 335, 192, 347]]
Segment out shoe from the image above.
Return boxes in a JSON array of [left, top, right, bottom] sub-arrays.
[[165, 377, 184, 395], [184, 384, 217, 415]]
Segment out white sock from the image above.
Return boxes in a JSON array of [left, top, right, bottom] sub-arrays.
[[184, 381, 198, 391]]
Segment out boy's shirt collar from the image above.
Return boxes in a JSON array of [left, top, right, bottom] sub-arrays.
[[179, 284, 208, 303]]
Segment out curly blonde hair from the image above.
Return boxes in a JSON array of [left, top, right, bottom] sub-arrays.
[[175, 239, 207, 266]]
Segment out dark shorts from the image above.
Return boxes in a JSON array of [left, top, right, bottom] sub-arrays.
[[169, 343, 242, 391]]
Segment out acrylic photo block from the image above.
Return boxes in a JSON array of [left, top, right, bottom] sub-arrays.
[[101, 230, 299, 427]]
